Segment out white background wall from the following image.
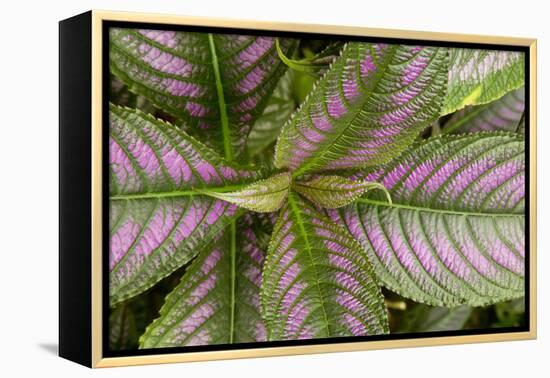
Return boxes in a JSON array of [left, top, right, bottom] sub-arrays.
[[1, 0, 547, 376]]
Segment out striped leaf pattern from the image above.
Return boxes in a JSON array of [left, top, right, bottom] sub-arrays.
[[110, 28, 297, 157], [444, 87, 525, 134], [331, 133, 525, 306], [140, 215, 269, 347], [261, 193, 389, 340], [443, 48, 525, 115], [274, 43, 449, 175], [110, 104, 259, 196], [109, 105, 261, 305], [110, 197, 241, 306]]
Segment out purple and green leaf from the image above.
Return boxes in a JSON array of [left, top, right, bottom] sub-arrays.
[[274, 43, 449, 175], [109, 104, 263, 305], [331, 133, 525, 306], [140, 214, 269, 347], [261, 193, 389, 340], [109, 28, 297, 158]]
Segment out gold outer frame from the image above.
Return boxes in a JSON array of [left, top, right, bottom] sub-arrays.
[[90, 9, 537, 368]]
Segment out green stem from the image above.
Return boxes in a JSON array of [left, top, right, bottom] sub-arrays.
[[276, 38, 317, 75], [287, 194, 331, 336], [208, 33, 233, 161], [109, 184, 249, 201], [355, 198, 524, 218], [208, 33, 237, 343]]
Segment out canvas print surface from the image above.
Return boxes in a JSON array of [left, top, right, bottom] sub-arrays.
[[107, 26, 526, 352]]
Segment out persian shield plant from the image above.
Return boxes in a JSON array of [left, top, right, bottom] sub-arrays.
[[108, 27, 526, 349]]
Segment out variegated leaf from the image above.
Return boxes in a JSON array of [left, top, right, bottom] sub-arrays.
[[201, 172, 291, 213], [109, 28, 297, 157], [274, 43, 449, 175], [293, 175, 391, 209], [443, 48, 525, 115], [109, 104, 261, 305], [444, 87, 525, 134], [140, 215, 269, 347], [110, 197, 241, 306], [332, 133, 525, 307], [261, 193, 389, 340]]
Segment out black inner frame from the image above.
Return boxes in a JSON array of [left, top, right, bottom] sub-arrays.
[[102, 20, 531, 359]]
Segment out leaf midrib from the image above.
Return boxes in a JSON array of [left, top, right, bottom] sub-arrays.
[[290, 45, 398, 177], [287, 194, 332, 337], [208, 33, 233, 161], [208, 33, 238, 344], [356, 198, 524, 218], [293, 181, 363, 193], [109, 183, 250, 201]]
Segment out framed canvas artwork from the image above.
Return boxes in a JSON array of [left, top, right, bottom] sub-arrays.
[[59, 10, 537, 368]]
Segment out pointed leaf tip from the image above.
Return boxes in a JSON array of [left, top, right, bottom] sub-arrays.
[[293, 175, 392, 209], [200, 172, 292, 213]]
